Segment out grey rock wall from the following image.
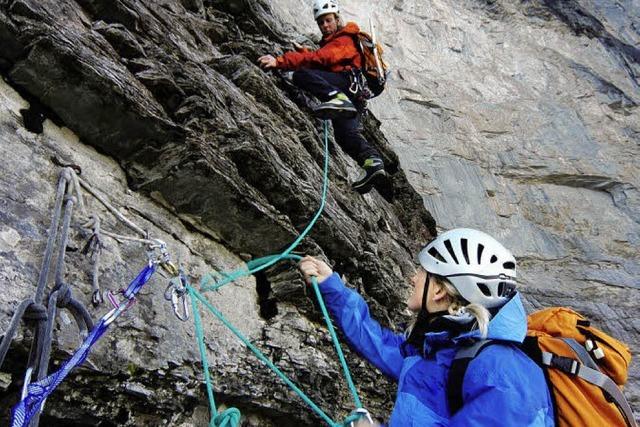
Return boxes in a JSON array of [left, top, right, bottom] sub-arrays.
[[0, 0, 638, 425], [274, 0, 640, 417], [0, 0, 433, 425]]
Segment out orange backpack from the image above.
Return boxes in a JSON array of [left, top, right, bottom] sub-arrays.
[[353, 31, 388, 98], [448, 307, 637, 427]]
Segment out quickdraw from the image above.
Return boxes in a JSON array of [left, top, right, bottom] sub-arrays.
[[165, 267, 190, 322]]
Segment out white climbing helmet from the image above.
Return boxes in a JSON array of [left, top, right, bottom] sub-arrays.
[[418, 228, 517, 309], [313, 0, 340, 20]]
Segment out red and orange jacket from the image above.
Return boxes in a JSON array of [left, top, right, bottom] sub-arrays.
[[276, 22, 362, 72]]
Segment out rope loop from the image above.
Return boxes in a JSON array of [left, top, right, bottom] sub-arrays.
[[23, 302, 48, 322], [53, 283, 73, 308], [212, 407, 241, 427]]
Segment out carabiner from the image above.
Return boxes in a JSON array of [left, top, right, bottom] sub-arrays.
[[103, 291, 136, 327], [349, 408, 374, 427], [164, 274, 190, 321], [146, 239, 170, 267], [106, 289, 137, 312], [349, 79, 359, 94]]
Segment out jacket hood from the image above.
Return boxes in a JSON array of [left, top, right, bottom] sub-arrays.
[[322, 21, 360, 43], [454, 292, 527, 344]]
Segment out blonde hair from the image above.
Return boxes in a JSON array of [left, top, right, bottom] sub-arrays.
[[435, 275, 491, 339]]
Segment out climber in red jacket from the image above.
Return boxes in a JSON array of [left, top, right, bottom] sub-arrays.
[[258, 0, 385, 194]]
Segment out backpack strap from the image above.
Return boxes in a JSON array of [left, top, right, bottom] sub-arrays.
[[543, 338, 638, 427], [447, 340, 496, 415], [448, 338, 637, 427], [563, 337, 606, 369]]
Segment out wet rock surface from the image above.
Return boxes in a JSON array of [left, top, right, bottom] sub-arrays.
[[0, 0, 638, 425]]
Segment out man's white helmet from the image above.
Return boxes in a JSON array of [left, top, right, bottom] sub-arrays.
[[418, 228, 517, 309], [313, 0, 340, 20]]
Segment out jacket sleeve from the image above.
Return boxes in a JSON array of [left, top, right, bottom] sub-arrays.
[[276, 35, 355, 70], [317, 273, 406, 381], [448, 345, 554, 427]]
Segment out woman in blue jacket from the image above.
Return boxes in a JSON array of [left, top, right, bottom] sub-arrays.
[[299, 228, 555, 426]]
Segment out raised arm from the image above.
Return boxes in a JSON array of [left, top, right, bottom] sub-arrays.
[[275, 35, 356, 70], [299, 257, 406, 380]]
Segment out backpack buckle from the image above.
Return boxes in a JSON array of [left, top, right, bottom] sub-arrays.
[[545, 353, 580, 375]]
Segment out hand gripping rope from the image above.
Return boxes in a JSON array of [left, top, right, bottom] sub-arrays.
[[181, 121, 372, 426]]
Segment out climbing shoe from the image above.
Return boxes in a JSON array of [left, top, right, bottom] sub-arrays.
[[313, 92, 358, 120], [352, 157, 386, 194]]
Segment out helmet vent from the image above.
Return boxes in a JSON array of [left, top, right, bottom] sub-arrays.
[[428, 247, 446, 263], [460, 238, 470, 264], [477, 283, 491, 297], [444, 239, 459, 264], [477, 244, 485, 264], [490, 255, 498, 263], [503, 261, 515, 270], [498, 282, 515, 297]]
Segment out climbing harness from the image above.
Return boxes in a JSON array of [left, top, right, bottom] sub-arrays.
[[1, 165, 175, 427], [185, 121, 372, 427]]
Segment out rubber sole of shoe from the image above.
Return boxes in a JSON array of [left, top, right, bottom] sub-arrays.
[[352, 169, 387, 194], [313, 105, 358, 120]]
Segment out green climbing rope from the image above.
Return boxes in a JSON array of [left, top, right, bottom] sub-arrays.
[[188, 121, 368, 426], [310, 274, 363, 409], [247, 254, 362, 408], [190, 285, 337, 426], [190, 290, 218, 426], [200, 120, 331, 293]]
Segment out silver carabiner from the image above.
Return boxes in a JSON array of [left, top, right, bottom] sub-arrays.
[[164, 274, 190, 321], [350, 408, 374, 426], [349, 79, 359, 94], [347, 69, 359, 95]]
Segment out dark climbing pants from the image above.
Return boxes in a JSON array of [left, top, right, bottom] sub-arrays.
[[292, 68, 381, 165]]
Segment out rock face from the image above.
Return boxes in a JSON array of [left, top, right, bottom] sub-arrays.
[[0, 0, 432, 425], [0, 0, 638, 426]]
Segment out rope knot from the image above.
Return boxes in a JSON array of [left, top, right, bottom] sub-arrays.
[[54, 283, 73, 307], [24, 302, 48, 322], [212, 407, 241, 427], [61, 167, 74, 182]]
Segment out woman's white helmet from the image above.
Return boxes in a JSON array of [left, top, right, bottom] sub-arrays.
[[313, 0, 340, 20], [418, 228, 517, 309]]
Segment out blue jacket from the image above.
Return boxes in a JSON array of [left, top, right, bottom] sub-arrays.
[[319, 273, 555, 426]]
